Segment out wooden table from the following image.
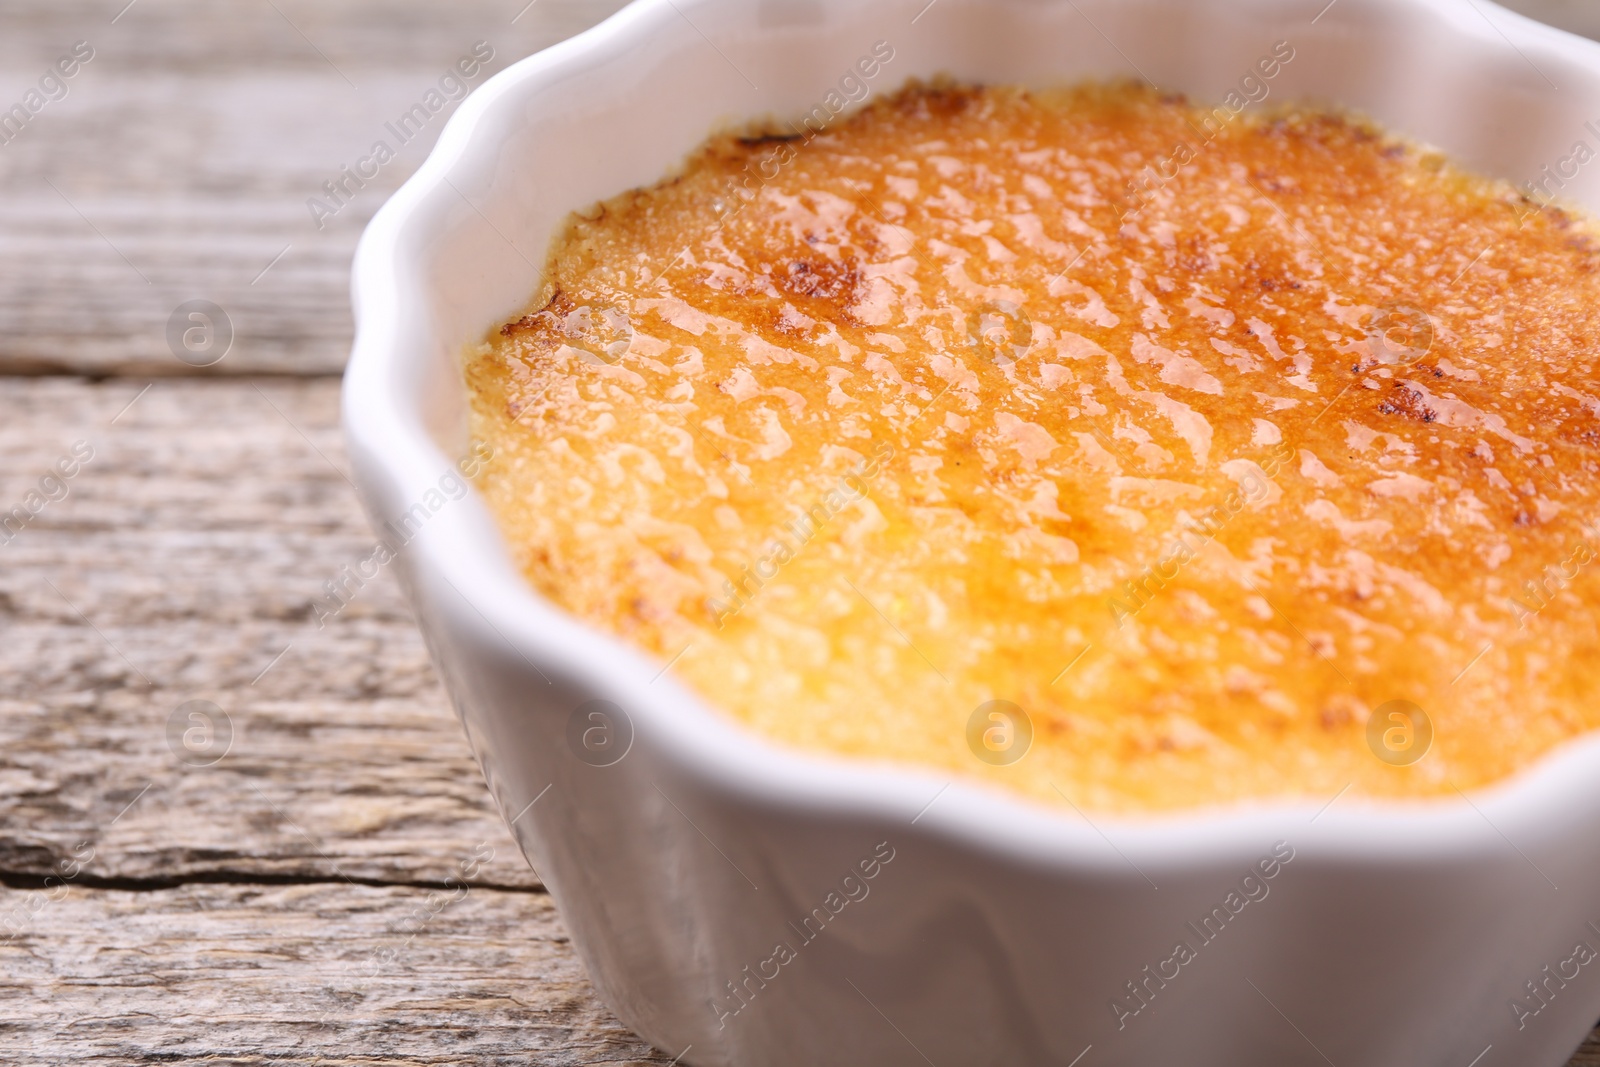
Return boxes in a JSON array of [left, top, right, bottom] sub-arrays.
[[1, 1, 1596, 1062]]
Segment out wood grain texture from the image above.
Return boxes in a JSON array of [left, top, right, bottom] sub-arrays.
[[1498, 0, 1600, 41], [0, 2, 667, 1058], [4, 0, 1600, 1062], [0, 377, 663, 1064], [0, 378, 544, 890], [0, 882, 673, 1066], [0, 0, 628, 377]]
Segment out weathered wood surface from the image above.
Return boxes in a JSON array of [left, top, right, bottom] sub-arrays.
[[0, 378, 690, 1064], [0, 0, 663, 1059], [0, 0, 628, 377], [0, 882, 667, 1066], [3, 0, 1599, 1063], [1501, 0, 1600, 40], [0, 377, 544, 890]]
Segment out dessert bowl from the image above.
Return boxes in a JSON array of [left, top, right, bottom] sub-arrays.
[[344, 0, 1600, 1063]]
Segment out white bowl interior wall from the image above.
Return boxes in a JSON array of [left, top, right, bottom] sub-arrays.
[[345, 0, 1600, 1064]]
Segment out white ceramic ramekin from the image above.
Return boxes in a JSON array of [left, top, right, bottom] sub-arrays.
[[345, 1, 1600, 1063]]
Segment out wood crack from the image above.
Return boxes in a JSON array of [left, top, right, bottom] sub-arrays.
[[0, 870, 547, 896], [0, 365, 345, 380]]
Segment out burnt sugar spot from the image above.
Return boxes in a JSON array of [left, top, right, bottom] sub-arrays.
[[501, 287, 570, 337], [783, 258, 856, 299], [1172, 235, 1215, 275], [1376, 382, 1438, 423], [737, 131, 805, 147], [773, 254, 865, 325], [1241, 258, 1302, 292], [893, 79, 983, 122]]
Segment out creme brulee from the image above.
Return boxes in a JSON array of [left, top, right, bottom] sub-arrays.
[[463, 82, 1600, 813]]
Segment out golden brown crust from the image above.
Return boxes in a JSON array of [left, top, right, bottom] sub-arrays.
[[466, 82, 1600, 813]]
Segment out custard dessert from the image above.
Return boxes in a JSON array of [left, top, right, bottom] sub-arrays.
[[465, 81, 1600, 813]]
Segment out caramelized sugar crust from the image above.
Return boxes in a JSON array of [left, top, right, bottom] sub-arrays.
[[466, 82, 1600, 813]]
